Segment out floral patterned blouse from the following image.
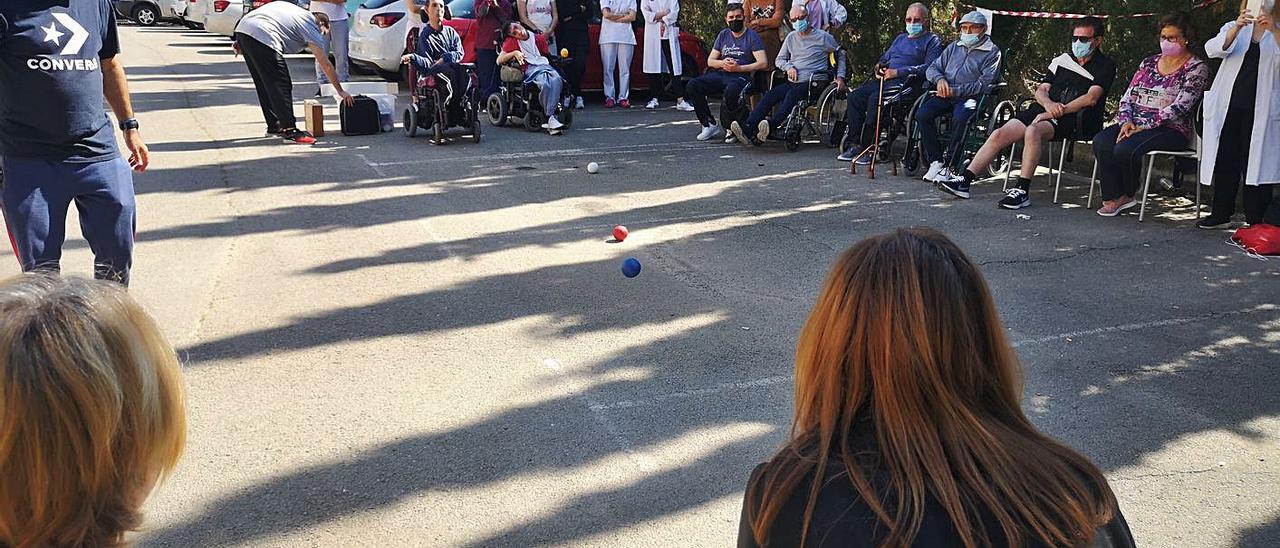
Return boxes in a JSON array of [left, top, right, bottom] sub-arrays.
[[1116, 54, 1211, 140]]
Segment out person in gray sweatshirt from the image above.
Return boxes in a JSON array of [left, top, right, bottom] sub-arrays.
[[917, 10, 1001, 183], [730, 3, 846, 146]]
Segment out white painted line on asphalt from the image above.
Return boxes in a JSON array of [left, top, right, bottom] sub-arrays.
[[543, 357, 658, 471], [585, 304, 1279, 413], [367, 141, 719, 166], [356, 153, 388, 178]]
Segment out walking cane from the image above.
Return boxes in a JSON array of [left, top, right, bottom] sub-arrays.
[[851, 73, 888, 179]]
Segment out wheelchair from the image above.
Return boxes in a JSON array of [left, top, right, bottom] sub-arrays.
[[836, 73, 927, 165], [901, 82, 1016, 177], [402, 34, 481, 145], [744, 50, 847, 151], [485, 53, 574, 132]]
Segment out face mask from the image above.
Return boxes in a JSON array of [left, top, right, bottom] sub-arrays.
[[729, 20, 744, 33], [1072, 41, 1093, 59], [959, 32, 980, 46], [1160, 39, 1185, 57], [793, 19, 810, 33], [906, 22, 924, 36]]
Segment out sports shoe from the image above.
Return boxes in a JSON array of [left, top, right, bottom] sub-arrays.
[[674, 99, 694, 111], [836, 147, 856, 162], [935, 168, 965, 184], [563, 96, 573, 109], [854, 147, 873, 166], [575, 96, 585, 109], [604, 98, 616, 108], [938, 177, 971, 199], [645, 98, 660, 109], [756, 120, 771, 142], [1195, 213, 1233, 229], [618, 98, 631, 108], [724, 134, 737, 144], [998, 187, 1031, 209], [266, 126, 284, 136], [697, 123, 723, 141], [1096, 197, 1137, 217], [923, 161, 945, 182], [729, 121, 753, 147], [282, 128, 316, 144], [542, 116, 565, 130]]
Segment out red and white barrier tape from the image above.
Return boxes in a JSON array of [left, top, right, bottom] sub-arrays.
[[960, 0, 1221, 19]]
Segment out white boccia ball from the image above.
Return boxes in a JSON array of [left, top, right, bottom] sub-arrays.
[[587, 162, 600, 174]]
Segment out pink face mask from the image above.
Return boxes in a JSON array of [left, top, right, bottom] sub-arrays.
[[1160, 39, 1186, 57]]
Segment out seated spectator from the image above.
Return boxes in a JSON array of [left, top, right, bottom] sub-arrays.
[[498, 22, 569, 134], [801, 0, 845, 32], [729, 4, 845, 146], [0, 274, 186, 546], [917, 11, 1001, 183], [1093, 13, 1210, 217], [401, 0, 470, 112], [737, 228, 1136, 548], [837, 2, 942, 164], [684, 4, 768, 141], [937, 16, 1116, 209]]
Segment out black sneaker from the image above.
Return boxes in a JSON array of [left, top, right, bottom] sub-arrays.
[[266, 126, 284, 135], [938, 177, 971, 199], [998, 188, 1031, 209], [1196, 214, 1233, 229]]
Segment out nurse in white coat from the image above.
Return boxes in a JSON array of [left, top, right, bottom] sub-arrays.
[[641, 0, 693, 110], [1198, 1, 1280, 229]]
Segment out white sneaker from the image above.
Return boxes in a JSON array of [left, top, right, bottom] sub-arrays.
[[935, 168, 964, 184], [645, 98, 660, 109], [923, 161, 945, 182], [575, 96, 585, 109], [542, 116, 564, 130], [562, 96, 572, 109], [697, 123, 722, 141], [756, 120, 770, 142], [724, 134, 737, 144], [674, 99, 694, 111]]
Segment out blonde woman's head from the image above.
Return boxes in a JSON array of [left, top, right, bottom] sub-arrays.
[[0, 274, 186, 547]]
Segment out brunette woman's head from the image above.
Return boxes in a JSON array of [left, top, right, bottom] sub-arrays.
[[0, 274, 186, 547], [749, 228, 1116, 548]]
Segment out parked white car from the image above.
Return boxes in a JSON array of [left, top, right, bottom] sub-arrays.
[[349, 0, 434, 81], [183, 0, 210, 28], [204, 0, 247, 36]]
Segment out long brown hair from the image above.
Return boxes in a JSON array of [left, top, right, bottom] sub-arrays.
[[0, 274, 186, 547], [748, 228, 1117, 547]]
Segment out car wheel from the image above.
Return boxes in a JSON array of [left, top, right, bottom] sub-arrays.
[[133, 4, 159, 26]]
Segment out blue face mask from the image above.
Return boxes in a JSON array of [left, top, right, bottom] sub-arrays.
[[959, 32, 980, 47], [793, 19, 810, 32], [906, 22, 924, 36], [1072, 41, 1093, 60]]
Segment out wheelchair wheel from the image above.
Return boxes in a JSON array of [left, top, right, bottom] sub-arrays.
[[403, 107, 418, 138], [559, 104, 573, 128], [524, 111, 542, 132], [784, 126, 802, 152], [432, 121, 444, 145], [815, 83, 846, 147], [471, 117, 482, 143], [902, 93, 930, 176], [487, 93, 508, 126], [986, 100, 1018, 177]]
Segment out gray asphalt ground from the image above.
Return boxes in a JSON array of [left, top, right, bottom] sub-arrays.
[[4, 24, 1277, 547]]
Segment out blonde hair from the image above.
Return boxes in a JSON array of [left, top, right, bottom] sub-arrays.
[[0, 274, 186, 547]]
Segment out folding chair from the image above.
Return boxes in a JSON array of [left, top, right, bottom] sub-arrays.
[[1087, 105, 1204, 222]]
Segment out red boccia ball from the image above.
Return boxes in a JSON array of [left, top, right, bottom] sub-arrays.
[[612, 225, 629, 242]]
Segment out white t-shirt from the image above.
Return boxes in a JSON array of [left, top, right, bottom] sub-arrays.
[[309, 0, 348, 22], [598, 0, 636, 45], [526, 0, 555, 32]]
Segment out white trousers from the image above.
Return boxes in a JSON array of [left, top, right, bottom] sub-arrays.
[[600, 42, 634, 100]]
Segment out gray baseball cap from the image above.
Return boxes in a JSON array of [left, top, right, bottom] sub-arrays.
[[959, 10, 987, 27]]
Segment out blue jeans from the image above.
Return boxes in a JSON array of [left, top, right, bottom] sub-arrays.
[[316, 17, 350, 84], [843, 77, 904, 150], [916, 95, 978, 164], [1092, 124, 1187, 201], [1, 156, 136, 285], [685, 71, 750, 127], [743, 82, 807, 138], [476, 49, 499, 99]]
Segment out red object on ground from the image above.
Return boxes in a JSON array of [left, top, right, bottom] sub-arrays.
[[1233, 223, 1280, 255], [612, 225, 628, 242]]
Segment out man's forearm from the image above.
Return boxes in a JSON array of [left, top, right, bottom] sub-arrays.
[[102, 57, 135, 121]]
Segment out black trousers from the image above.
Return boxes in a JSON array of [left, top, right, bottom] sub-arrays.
[[1092, 124, 1187, 201], [1211, 107, 1275, 224], [558, 29, 589, 96], [647, 39, 678, 100], [236, 32, 295, 130], [684, 71, 750, 127]]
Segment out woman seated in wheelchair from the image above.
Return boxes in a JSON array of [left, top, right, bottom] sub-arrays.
[[498, 21, 569, 134], [401, 0, 474, 122], [729, 3, 845, 147], [917, 11, 1001, 183]]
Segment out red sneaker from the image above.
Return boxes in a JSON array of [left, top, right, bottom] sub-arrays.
[[604, 98, 616, 108], [618, 98, 631, 108], [283, 129, 316, 144]]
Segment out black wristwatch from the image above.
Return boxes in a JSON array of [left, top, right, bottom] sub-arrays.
[[119, 118, 140, 131]]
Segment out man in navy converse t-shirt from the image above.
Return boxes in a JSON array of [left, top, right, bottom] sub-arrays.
[[683, 4, 768, 142], [0, 0, 149, 285]]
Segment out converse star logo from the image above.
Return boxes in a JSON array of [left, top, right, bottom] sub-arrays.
[[41, 22, 65, 46], [24, 13, 97, 71], [51, 13, 89, 55]]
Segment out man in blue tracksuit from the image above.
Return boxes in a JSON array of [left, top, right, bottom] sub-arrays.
[[918, 10, 1001, 184], [0, 0, 148, 286]]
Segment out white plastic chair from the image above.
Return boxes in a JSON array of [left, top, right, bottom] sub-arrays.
[[1086, 119, 1203, 222]]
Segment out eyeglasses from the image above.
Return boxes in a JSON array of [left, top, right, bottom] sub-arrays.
[[789, 16, 806, 23], [1159, 35, 1185, 42], [1071, 36, 1095, 43]]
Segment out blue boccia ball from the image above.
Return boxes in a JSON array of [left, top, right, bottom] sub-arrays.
[[622, 257, 642, 278]]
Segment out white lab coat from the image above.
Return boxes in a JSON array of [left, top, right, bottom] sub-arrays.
[[640, 0, 682, 75], [1201, 21, 1280, 187]]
